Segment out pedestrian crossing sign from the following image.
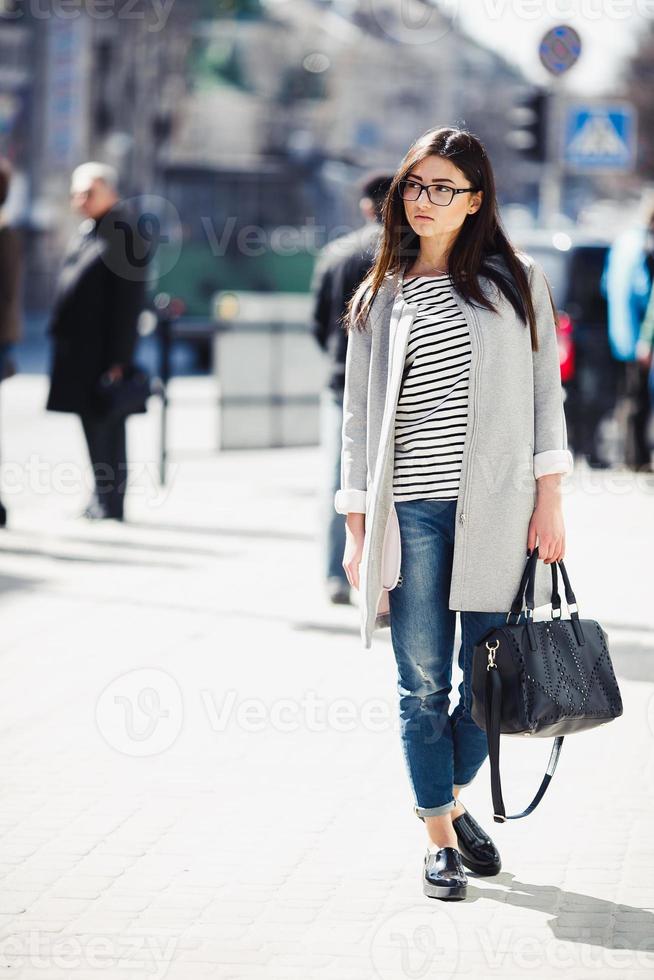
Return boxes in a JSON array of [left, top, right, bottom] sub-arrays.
[[564, 103, 635, 172]]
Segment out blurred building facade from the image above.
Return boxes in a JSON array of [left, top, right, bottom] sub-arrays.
[[2, 0, 565, 318]]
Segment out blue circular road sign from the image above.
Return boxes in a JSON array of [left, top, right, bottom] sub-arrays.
[[539, 25, 581, 76]]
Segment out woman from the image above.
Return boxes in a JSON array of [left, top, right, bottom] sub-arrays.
[[333, 128, 573, 902]]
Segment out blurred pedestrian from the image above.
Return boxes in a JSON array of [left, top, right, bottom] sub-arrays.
[[601, 204, 654, 471], [45, 163, 146, 521], [0, 156, 23, 528], [636, 270, 654, 421], [311, 173, 392, 604], [561, 244, 612, 468]]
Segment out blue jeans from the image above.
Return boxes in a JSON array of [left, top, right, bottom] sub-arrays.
[[319, 386, 348, 584], [388, 498, 508, 822]]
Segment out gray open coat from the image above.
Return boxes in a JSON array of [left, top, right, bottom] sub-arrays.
[[334, 252, 574, 650]]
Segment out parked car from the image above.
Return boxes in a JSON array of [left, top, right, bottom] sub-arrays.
[[512, 229, 616, 466]]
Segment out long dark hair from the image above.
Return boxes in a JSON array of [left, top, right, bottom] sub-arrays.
[[344, 127, 555, 352]]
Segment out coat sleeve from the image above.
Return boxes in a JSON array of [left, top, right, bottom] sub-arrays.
[[104, 267, 145, 365], [102, 216, 147, 366], [309, 252, 333, 352], [333, 285, 372, 515], [528, 258, 574, 479]]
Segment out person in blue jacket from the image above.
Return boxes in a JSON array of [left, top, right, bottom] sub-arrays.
[[601, 208, 654, 471]]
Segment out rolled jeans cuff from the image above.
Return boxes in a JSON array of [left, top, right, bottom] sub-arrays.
[[414, 799, 456, 821]]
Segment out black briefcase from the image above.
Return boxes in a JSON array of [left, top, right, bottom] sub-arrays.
[[93, 364, 151, 421], [471, 546, 623, 822]]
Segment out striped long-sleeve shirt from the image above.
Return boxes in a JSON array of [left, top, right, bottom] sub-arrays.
[[393, 273, 471, 502]]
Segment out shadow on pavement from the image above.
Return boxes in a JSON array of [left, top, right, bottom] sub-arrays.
[[468, 871, 654, 956]]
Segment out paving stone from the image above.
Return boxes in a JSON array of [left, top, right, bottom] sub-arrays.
[[0, 376, 652, 979]]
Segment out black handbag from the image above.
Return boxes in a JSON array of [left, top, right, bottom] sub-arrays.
[[93, 364, 151, 421], [470, 546, 623, 823]]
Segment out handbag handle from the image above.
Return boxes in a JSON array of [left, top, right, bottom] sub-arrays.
[[507, 546, 585, 645], [485, 661, 565, 822], [507, 548, 540, 620], [487, 548, 589, 820]]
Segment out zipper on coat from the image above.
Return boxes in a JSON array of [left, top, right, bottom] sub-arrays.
[[462, 304, 482, 519], [457, 303, 482, 531]]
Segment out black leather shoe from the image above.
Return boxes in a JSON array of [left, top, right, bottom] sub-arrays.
[[423, 846, 467, 901], [80, 501, 124, 522], [452, 809, 501, 876]]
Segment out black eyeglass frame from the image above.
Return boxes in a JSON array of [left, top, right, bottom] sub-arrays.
[[397, 180, 481, 207]]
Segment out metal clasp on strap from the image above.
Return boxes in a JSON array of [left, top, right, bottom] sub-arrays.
[[486, 638, 499, 670], [493, 813, 507, 823]]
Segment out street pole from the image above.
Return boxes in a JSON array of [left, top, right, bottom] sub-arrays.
[[539, 74, 565, 227], [536, 24, 581, 227], [154, 293, 173, 487]]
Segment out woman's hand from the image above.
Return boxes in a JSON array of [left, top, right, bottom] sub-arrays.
[[343, 513, 365, 590], [527, 474, 565, 563]]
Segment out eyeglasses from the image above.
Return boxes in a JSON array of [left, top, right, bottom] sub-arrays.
[[398, 179, 480, 207]]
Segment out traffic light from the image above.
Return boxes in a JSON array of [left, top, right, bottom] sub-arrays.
[[506, 90, 548, 162]]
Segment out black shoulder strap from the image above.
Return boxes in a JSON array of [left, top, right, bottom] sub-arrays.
[[485, 659, 564, 822]]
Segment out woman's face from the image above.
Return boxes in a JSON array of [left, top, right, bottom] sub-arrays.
[[400, 155, 483, 241]]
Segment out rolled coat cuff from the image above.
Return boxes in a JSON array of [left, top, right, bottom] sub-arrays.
[[334, 489, 366, 514], [533, 449, 574, 479]]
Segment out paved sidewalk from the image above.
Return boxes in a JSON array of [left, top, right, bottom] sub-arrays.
[[0, 375, 653, 979]]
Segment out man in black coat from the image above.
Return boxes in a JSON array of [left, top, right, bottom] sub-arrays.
[[46, 162, 146, 521], [311, 172, 392, 604]]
